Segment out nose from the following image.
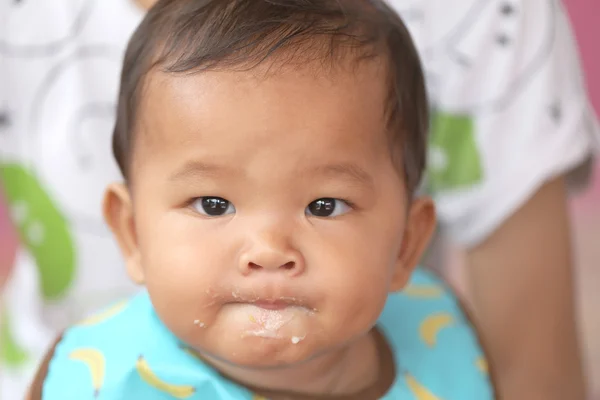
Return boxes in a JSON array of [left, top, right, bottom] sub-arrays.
[[238, 231, 305, 277]]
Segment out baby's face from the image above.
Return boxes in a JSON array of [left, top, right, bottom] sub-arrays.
[[109, 59, 432, 367]]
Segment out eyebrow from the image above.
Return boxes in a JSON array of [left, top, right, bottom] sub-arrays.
[[168, 161, 232, 181], [168, 160, 374, 187], [311, 163, 374, 188]]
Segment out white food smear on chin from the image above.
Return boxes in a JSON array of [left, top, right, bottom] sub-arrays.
[[241, 306, 310, 340], [245, 309, 290, 338]]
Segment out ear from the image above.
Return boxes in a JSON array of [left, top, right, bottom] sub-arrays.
[[103, 183, 145, 284], [134, 0, 158, 11], [390, 196, 436, 292]]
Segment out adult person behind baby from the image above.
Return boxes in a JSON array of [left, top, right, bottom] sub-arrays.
[[0, 0, 597, 398]]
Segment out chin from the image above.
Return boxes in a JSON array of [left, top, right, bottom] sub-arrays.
[[211, 335, 317, 368]]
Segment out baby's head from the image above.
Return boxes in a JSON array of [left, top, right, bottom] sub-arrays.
[[104, 0, 435, 369]]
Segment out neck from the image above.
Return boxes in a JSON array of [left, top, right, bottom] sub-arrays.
[[203, 331, 380, 396]]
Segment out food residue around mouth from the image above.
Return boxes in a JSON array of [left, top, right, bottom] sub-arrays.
[[245, 309, 290, 338], [241, 305, 311, 341], [291, 336, 305, 344], [194, 319, 206, 328]]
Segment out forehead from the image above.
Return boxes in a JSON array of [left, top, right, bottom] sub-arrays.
[[133, 60, 392, 178]]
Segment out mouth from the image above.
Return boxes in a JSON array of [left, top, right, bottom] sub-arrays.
[[228, 291, 313, 311], [218, 296, 314, 340], [251, 300, 291, 311]]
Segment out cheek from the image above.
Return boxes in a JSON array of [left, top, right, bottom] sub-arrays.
[[313, 207, 405, 281], [324, 265, 391, 335], [138, 209, 229, 276], [138, 230, 230, 353], [309, 214, 404, 333], [135, 211, 232, 314]]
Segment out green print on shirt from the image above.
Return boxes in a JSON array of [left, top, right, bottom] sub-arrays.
[[0, 307, 30, 367], [0, 163, 76, 300], [427, 111, 483, 191]]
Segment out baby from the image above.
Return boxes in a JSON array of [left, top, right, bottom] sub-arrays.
[[28, 0, 495, 398]]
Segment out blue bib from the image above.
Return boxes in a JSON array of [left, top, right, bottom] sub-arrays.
[[42, 268, 494, 399]]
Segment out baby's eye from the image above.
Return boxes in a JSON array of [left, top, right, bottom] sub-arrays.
[[305, 198, 351, 218], [192, 197, 236, 217]]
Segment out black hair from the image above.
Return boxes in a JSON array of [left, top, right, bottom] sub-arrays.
[[113, 0, 428, 193]]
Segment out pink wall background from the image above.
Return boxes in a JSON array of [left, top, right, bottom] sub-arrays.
[[567, 0, 600, 113], [0, 1, 599, 279], [566, 0, 600, 210]]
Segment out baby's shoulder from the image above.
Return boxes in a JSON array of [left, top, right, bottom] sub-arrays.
[[30, 293, 264, 400], [29, 293, 161, 399], [378, 268, 496, 399], [56, 292, 155, 350]]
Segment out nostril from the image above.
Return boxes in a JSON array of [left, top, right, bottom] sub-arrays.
[[246, 261, 296, 271], [280, 261, 295, 270], [248, 262, 262, 270]]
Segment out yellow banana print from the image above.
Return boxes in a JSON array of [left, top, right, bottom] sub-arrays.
[[69, 348, 106, 396], [476, 357, 488, 374], [253, 396, 269, 400], [78, 300, 128, 327], [402, 284, 444, 298], [419, 313, 455, 347], [405, 374, 441, 400], [136, 355, 196, 399]]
